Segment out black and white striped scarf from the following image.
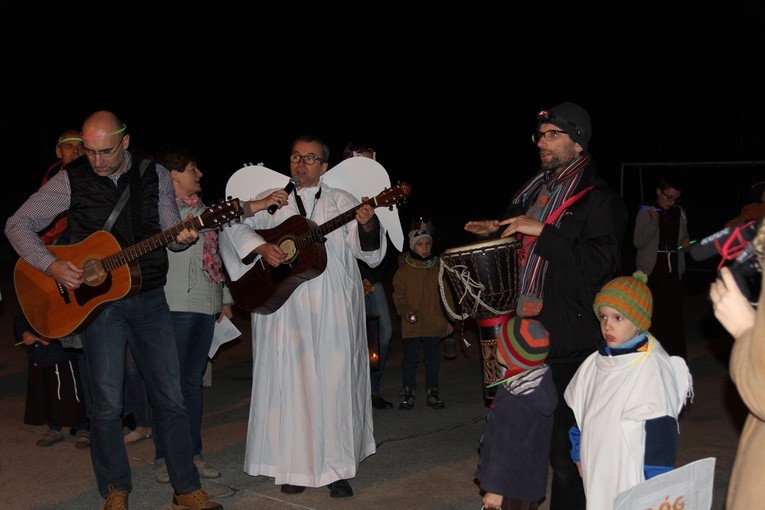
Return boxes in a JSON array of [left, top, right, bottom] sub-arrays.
[[510, 154, 590, 316]]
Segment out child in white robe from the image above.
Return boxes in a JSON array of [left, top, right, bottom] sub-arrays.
[[564, 271, 693, 509]]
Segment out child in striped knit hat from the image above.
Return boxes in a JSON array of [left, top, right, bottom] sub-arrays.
[[476, 317, 557, 510], [564, 271, 693, 509]]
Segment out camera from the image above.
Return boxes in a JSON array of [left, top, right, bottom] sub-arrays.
[[691, 220, 762, 304], [728, 243, 762, 305]]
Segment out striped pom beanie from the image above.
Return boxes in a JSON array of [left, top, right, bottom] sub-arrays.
[[593, 271, 653, 332], [498, 317, 550, 371]]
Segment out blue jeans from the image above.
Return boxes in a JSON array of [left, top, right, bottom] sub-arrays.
[[82, 287, 199, 497], [402, 336, 441, 389], [72, 349, 91, 433], [366, 285, 392, 395], [124, 345, 152, 427], [153, 311, 215, 461]]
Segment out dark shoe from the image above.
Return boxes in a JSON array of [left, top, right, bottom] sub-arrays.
[[372, 394, 393, 409], [426, 387, 445, 409], [172, 488, 222, 509], [399, 387, 415, 410], [75, 429, 91, 449], [280, 484, 305, 494], [328, 479, 353, 498], [36, 429, 64, 447]]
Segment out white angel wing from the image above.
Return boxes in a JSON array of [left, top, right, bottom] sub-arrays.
[[224, 159, 405, 252], [323, 157, 405, 252], [225, 163, 290, 200]]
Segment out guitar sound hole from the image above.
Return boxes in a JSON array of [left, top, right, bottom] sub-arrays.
[[82, 259, 107, 286], [280, 239, 298, 264]]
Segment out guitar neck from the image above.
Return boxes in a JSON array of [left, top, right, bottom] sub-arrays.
[[102, 216, 202, 271], [295, 198, 375, 250]]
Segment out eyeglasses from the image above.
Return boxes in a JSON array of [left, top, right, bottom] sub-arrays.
[[290, 154, 325, 165], [661, 190, 682, 203], [531, 129, 567, 143], [83, 136, 125, 159]]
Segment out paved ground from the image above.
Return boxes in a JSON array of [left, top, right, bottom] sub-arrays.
[[0, 255, 744, 509]]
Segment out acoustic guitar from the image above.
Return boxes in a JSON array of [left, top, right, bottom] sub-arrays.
[[227, 182, 411, 314], [14, 198, 243, 339]]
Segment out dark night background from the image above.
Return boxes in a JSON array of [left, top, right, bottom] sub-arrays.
[[3, 7, 765, 277]]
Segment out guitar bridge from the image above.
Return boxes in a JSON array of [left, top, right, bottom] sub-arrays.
[[56, 281, 72, 304]]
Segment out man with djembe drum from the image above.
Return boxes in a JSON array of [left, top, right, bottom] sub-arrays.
[[465, 102, 627, 510]]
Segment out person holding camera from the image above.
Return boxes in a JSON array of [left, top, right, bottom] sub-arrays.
[[709, 226, 765, 510]]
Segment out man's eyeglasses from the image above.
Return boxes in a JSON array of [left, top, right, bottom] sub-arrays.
[[290, 154, 325, 165], [531, 129, 567, 143], [661, 190, 682, 203], [83, 136, 125, 159]]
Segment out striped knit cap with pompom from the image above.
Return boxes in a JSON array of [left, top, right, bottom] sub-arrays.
[[497, 317, 550, 371], [593, 270, 653, 332]]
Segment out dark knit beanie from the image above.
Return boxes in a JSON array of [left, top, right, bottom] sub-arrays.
[[593, 271, 653, 332], [498, 317, 550, 371], [537, 102, 592, 150]]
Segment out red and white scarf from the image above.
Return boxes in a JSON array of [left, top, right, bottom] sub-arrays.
[[178, 194, 226, 284], [510, 154, 590, 316]]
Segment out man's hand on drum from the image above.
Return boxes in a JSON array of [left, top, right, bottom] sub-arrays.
[[464, 220, 500, 236], [497, 215, 544, 238]]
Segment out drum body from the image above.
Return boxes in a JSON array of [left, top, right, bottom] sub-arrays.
[[440, 237, 521, 320], [440, 237, 522, 397]]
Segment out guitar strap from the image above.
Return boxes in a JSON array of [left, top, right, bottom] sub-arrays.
[[293, 188, 321, 218], [103, 159, 149, 233]]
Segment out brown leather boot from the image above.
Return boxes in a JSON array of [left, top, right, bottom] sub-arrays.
[[172, 489, 222, 510]]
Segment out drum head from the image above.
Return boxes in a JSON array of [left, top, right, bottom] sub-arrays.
[[442, 236, 520, 255]]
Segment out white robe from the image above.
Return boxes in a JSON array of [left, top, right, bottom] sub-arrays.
[[564, 336, 692, 510], [219, 183, 385, 487]]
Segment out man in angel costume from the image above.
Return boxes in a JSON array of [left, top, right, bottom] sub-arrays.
[[219, 135, 391, 498]]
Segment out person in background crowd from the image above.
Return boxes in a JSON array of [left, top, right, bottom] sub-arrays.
[[151, 145, 233, 484], [726, 179, 765, 227], [219, 134, 385, 498], [476, 317, 556, 510], [13, 312, 90, 448], [634, 175, 690, 359], [27, 128, 92, 449], [5, 111, 221, 510], [565, 271, 692, 508], [39, 129, 83, 245], [709, 221, 765, 510], [465, 102, 628, 509], [342, 141, 395, 409], [392, 227, 454, 410]]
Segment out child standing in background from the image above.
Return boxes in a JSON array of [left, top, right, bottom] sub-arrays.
[[564, 271, 693, 508], [13, 312, 89, 448], [392, 228, 454, 410], [476, 317, 557, 510]]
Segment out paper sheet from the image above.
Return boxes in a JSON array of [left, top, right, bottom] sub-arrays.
[[209, 316, 242, 358], [614, 457, 715, 510]]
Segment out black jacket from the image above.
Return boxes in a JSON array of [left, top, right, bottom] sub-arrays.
[[503, 161, 628, 363]]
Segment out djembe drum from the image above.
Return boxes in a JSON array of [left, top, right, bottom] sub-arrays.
[[439, 237, 522, 399]]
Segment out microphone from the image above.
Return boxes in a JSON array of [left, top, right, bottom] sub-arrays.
[[690, 221, 757, 261], [268, 177, 300, 215]]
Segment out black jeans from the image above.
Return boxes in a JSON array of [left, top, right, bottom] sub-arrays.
[[549, 361, 586, 510]]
